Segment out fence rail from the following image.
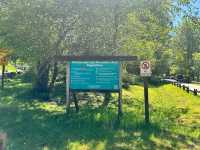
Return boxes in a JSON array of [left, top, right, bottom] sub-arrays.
[[162, 79, 200, 96]]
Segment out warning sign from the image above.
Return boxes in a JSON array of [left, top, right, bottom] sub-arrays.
[[140, 61, 151, 77]]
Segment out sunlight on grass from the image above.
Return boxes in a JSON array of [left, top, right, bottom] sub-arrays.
[[69, 142, 90, 150], [68, 140, 107, 150], [150, 134, 171, 149], [37, 102, 64, 113], [0, 63, 16, 73]]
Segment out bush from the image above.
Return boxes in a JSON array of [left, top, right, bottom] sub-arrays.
[[20, 69, 34, 83], [123, 74, 140, 84], [149, 76, 162, 85], [122, 73, 140, 89]]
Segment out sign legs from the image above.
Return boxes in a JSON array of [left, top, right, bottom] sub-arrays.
[[66, 63, 70, 114], [118, 90, 123, 120], [118, 62, 123, 120], [144, 78, 150, 124], [73, 93, 79, 113], [1, 65, 5, 89]]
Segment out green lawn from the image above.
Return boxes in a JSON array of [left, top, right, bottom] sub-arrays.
[[0, 78, 200, 150], [0, 63, 16, 73]]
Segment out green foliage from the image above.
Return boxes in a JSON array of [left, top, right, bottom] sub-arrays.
[[172, 17, 200, 79], [193, 52, 200, 81], [1, 0, 137, 95], [0, 0, 198, 88], [0, 0, 199, 96], [121, 0, 174, 76]]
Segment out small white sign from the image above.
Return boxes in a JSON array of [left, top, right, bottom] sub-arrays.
[[140, 61, 152, 77]]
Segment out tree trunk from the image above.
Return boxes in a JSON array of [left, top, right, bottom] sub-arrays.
[[34, 61, 50, 101], [49, 62, 58, 92]]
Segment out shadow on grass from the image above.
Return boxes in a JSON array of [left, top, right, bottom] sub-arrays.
[[0, 78, 200, 150], [0, 105, 199, 150]]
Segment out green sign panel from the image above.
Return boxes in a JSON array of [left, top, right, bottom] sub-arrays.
[[70, 61, 120, 91]]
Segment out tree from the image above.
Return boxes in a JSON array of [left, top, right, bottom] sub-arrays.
[[121, 0, 174, 76], [0, 0, 198, 101], [0, 0, 80, 99], [193, 52, 200, 81], [0, 0, 134, 100], [172, 16, 200, 80]]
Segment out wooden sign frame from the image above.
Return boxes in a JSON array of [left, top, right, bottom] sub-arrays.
[[56, 55, 137, 119]]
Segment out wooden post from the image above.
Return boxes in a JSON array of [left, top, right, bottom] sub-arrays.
[[73, 93, 79, 113], [1, 65, 5, 89], [118, 62, 123, 120], [66, 62, 70, 114], [186, 87, 190, 93], [118, 90, 123, 118], [194, 89, 198, 96], [144, 77, 150, 124]]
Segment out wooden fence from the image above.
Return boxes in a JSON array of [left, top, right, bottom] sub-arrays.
[[163, 79, 200, 96]]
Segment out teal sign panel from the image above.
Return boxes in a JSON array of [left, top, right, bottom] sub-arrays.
[[70, 61, 120, 91]]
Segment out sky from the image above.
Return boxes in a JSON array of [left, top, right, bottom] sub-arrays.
[[196, 0, 200, 10], [174, 0, 200, 26], [194, 0, 200, 15]]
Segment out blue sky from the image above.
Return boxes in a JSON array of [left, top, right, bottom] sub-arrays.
[[196, 0, 200, 9], [194, 0, 200, 15], [174, 0, 200, 26]]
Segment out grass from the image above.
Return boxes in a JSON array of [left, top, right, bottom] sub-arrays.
[[0, 77, 200, 150], [0, 63, 17, 73]]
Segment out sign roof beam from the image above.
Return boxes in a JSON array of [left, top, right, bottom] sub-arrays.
[[55, 55, 137, 62]]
